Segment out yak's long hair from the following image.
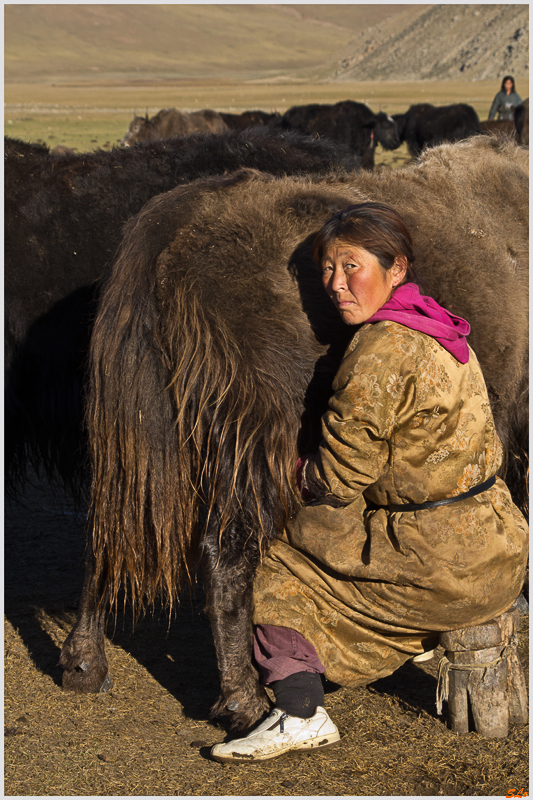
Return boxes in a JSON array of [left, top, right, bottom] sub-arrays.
[[87, 171, 347, 613], [88, 136, 529, 614]]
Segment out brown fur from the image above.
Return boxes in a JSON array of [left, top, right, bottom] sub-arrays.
[[80, 136, 528, 729], [121, 108, 228, 146], [515, 98, 529, 146], [480, 119, 517, 139]]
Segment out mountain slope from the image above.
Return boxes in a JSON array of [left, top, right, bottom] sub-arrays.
[[332, 4, 529, 82]]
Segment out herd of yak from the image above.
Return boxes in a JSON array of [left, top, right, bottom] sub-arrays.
[[119, 98, 529, 166], [5, 94, 529, 732]]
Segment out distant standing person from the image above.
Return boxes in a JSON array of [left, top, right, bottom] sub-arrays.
[[488, 76, 522, 120]]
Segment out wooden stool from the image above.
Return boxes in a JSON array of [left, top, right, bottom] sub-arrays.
[[437, 603, 528, 738]]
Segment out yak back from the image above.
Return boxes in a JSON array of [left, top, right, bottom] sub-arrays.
[[6, 126, 359, 356], [514, 98, 529, 145], [395, 103, 481, 156], [282, 100, 399, 167], [121, 107, 228, 145], [480, 119, 517, 139], [88, 135, 528, 612], [220, 110, 281, 130]]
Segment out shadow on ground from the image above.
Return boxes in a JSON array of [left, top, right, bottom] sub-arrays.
[[4, 471, 529, 796]]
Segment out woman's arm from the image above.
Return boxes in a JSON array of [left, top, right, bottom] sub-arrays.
[[301, 327, 416, 506]]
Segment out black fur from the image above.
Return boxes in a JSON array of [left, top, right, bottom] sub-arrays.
[[393, 103, 481, 157], [5, 128, 360, 493], [282, 100, 401, 169]]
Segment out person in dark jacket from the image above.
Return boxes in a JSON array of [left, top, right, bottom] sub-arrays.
[[488, 75, 522, 120]]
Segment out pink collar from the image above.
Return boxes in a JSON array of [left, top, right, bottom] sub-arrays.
[[366, 283, 470, 363]]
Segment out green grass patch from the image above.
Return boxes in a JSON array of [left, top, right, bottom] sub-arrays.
[[5, 112, 132, 152]]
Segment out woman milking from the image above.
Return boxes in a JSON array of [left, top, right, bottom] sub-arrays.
[[211, 202, 528, 763]]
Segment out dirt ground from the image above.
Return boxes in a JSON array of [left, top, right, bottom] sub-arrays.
[[4, 472, 529, 797]]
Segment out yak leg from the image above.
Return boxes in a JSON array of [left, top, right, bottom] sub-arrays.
[[202, 543, 270, 732], [59, 545, 112, 693]]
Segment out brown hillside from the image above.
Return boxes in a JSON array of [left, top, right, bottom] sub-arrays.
[[4, 4, 427, 83]]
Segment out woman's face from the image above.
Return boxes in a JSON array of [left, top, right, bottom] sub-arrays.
[[321, 241, 405, 325], [504, 79, 513, 93]]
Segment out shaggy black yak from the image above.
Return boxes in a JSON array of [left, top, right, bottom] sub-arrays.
[[5, 128, 360, 494], [60, 136, 528, 732], [394, 103, 482, 157], [282, 100, 401, 169], [220, 110, 281, 130]]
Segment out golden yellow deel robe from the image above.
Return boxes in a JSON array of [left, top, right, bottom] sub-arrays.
[[253, 321, 528, 688]]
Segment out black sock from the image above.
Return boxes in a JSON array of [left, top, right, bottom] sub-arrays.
[[270, 671, 325, 719]]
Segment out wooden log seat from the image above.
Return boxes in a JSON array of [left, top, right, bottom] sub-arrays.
[[436, 603, 528, 738]]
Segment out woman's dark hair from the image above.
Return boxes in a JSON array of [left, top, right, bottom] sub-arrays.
[[312, 201, 416, 283], [501, 75, 516, 92]]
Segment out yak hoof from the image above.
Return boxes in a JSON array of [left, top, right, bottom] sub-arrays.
[[61, 662, 111, 694], [210, 685, 271, 732]]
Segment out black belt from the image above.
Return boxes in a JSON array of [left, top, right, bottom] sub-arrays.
[[368, 475, 496, 513]]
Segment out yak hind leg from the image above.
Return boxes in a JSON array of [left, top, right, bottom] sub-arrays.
[[202, 542, 270, 732], [59, 546, 112, 693]]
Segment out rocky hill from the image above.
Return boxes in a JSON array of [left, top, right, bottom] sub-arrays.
[[333, 4, 528, 82]]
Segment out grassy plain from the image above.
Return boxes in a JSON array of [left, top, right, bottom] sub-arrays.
[[5, 78, 499, 160], [4, 4, 429, 83]]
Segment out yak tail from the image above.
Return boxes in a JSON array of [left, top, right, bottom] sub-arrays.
[[160, 274, 305, 563], [87, 226, 193, 616], [87, 189, 304, 615]]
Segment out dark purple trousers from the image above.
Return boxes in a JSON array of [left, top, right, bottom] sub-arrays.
[[253, 624, 325, 684]]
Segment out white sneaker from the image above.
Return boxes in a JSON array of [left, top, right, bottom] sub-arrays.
[[210, 706, 340, 763]]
